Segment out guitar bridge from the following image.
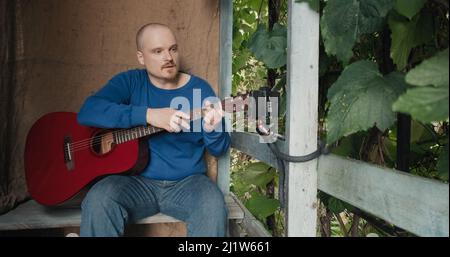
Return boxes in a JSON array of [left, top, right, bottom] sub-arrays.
[[64, 135, 75, 171]]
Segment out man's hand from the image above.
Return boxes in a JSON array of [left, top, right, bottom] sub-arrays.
[[203, 100, 224, 132], [146, 108, 190, 133]]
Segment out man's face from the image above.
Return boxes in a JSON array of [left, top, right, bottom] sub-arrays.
[[137, 27, 180, 81]]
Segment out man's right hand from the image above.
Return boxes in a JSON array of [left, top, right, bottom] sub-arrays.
[[146, 108, 190, 133]]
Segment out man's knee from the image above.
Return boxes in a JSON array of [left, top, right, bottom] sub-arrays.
[[185, 177, 227, 236], [194, 177, 228, 219], [81, 175, 126, 210]]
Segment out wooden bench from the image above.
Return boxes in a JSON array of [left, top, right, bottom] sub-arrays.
[[0, 194, 245, 236]]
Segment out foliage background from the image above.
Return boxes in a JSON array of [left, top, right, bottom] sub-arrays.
[[230, 0, 448, 237]]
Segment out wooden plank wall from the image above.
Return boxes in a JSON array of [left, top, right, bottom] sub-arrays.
[[4, 0, 220, 212], [2, 0, 221, 236]]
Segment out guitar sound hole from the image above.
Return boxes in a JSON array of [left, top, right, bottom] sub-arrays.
[[91, 130, 115, 155]]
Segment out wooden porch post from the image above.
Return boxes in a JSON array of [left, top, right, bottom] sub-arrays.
[[285, 0, 320, 236], [217, 0, 232, 195]]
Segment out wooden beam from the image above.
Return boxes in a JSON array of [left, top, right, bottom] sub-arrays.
[[285, 0, 320, 236], [231, 132, 284, 171], [318, 154, 449, 237], [217, 0, 233, 195]]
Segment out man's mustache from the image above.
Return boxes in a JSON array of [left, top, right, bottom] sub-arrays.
[[162, 62, 176, 68]]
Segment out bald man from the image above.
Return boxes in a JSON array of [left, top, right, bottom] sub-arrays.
[[77, 23, 230, 237]]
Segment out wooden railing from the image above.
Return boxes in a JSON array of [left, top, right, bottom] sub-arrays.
[[231, 132, 449, 237]]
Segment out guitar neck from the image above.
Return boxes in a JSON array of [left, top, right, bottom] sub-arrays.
[[113, 98, 243, 145], [189, 98, 234, 120], [113, 125, 163, 144]]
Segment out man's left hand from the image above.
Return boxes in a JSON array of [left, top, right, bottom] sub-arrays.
[[203, 100, 224, 132]]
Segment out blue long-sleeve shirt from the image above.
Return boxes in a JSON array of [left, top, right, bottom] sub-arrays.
[[77, 69, 230, 181]]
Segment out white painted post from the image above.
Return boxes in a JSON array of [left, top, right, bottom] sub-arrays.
[[285, 0, 320, 236], [217, 0, 233, 195]]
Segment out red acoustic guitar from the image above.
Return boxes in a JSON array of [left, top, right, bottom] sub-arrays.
[[24, 95, 257, 207]]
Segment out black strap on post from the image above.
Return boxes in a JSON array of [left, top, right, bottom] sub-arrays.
[[264, 139, 329, 208]]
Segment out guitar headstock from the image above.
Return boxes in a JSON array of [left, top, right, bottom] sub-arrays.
[[223, 91, 251, 114], [219, 88, 281, 143]]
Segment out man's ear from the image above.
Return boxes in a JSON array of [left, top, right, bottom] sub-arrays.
[[136, 51, 144, 65]]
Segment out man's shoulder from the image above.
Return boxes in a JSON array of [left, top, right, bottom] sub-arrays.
[[189, 74, 207, 85], [189, 74, 214, 92], [108, 69, 146, 87], [112, 68, 145, 80]]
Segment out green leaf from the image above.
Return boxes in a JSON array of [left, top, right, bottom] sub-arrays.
[[231, 169, 254, 199], [318, 191, 331, 204], [326, 61, 407, 144], [331, 136, 356, 157], [246, 162, 271, 173], [388, 10, 434, 70], [245, 195, 280, 220], [327, 197, 354, 214], [295, 0, 319, 12], [394, 0, 426, 20], [232, 49, 251, 73], [248, 24, 287, 69], [393, 49, 449, 122], [273, 74, 286, 117], [384, 137, 397, 162], [437, 145, 449, 181], [393, 86, 449, 123], [247, 0, 263, 11], [410, 120, 425, 143], [406, 49, 449, 87], [321, 0, 394, 64], [241, 162, 277, 188], [271, 23, 287, 37]]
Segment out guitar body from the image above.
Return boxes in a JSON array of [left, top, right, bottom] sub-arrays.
[[24, 112, 149, 206]]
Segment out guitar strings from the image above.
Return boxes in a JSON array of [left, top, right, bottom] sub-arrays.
[[69, 106, 205, 148], [68, 111, 253, 153], [69, 108, 250, 151], [69, 127, 149, 148], [68, 103, 227, 150], [69, 98, 243, 149], [69, 126, 163, 151]]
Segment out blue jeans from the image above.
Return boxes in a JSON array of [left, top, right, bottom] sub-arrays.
[[80, 174, 227, 237]]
